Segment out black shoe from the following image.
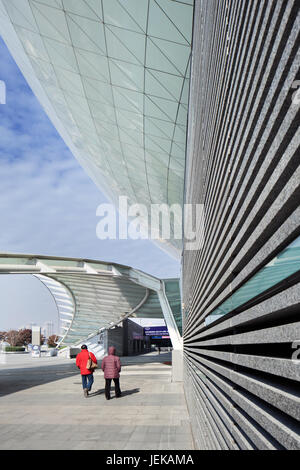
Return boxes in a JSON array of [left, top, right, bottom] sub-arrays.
[[106, 396, 110, 400]]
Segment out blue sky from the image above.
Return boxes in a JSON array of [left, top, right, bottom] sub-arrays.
[[0, 37, 180, 332]]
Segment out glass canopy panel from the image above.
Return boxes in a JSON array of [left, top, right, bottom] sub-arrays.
[[0, 0, 194, 257], [102, 0, 146, 33], [63, 0, 102, 21], [3, 0, 38, 32]]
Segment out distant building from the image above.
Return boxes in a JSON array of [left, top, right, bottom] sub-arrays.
[[42, 321, 54, 338]]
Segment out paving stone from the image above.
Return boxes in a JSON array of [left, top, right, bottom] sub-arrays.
[[0, 354, 194, 450]]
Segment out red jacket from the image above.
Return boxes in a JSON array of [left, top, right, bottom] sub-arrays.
[[76, 349, 97, 375], [101, 347, 121, 379]]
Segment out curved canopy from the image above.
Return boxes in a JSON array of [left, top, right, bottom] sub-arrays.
[[0, 253, 182, 349], [0, 0, 194, 257]]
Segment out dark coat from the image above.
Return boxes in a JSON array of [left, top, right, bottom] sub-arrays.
[[101, 346, 121, 379]]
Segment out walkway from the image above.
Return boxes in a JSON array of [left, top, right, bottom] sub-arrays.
[[0, 352, 194, 450]]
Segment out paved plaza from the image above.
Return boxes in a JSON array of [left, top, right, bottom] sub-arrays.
[[0, 352, 194, 450]]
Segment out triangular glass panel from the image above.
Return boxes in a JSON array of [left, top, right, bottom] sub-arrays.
[[64, 93, 91, 119], [144, 95, 174, 122], [66, 13, 106, 54], [146, 134, 172, 154], [168, 169, 185, 185], [113, 87, 143, 114], [116, 108, 143, 131], [83, 77, 114, 106], [29, 55, 58, 88], [43, 37, 78, 72], [88, 100, 116, 123], [15, 25, 49, 61], [155, 0, 194, 45], [105, 25, 145, 66], [181, 77, 190, 105], [145, 116, 175, 140], [110, 60, 144, 92], [148, 95, 179, 122], [36, 0, 63, 8], [119, 128, 144, 147], [62, 0, 102, 21], [75, 49, 110, 83], [31, 1, 70, 43], [169, 157, 185, 172], [170, 141, 186, 160], [173, 123, 187, 144], [3, 0, 38, 32], [148, 0, 189, 45], [145, 135, 169, 156], [126, 159, 146, 175], [146, 38, 181, 76], [146, 149, 170, 167], [100, 137, 122, 155], [102, 0, 144, 33], [149, 36, 190, 76], [145, 68, 182, 102], [111, 0, 148, 33], [176, 103, 188, 126], [55, 67, 85, 97], [122, 143, 144, 161], [94, 121, 120, 142]]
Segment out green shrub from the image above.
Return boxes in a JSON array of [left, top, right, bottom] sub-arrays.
[[4, 346, 25, 352]]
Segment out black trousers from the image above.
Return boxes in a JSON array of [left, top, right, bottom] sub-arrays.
[[105, 378, 121, 398]]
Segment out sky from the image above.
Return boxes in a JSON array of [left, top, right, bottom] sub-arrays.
[[0, 36, 180, 332]]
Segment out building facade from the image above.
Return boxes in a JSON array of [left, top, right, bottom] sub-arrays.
[[183, 0, 300, 450]]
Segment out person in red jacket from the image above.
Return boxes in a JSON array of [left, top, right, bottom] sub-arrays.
[[76, 344, 97, 398], [101, 346, 121, 400]]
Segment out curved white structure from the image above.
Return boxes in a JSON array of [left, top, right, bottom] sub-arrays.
[[0, 253, 182, 350], [0, 0, 194, 257]]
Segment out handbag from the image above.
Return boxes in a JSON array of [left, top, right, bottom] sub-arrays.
[[86, 352, 98, 370]]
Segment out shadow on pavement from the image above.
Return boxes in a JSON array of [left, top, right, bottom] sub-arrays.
[[0, 352, 171, 397], [88, 388, 105, 397], [0, 362, 79, 397], [119, 388, 140, 397]]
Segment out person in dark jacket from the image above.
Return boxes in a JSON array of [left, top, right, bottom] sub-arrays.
[[101, 346, 121, 400], [76, 344, 97, 398]]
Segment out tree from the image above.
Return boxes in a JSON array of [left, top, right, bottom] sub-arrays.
[[0, 331, 7, 341], [17, 329, 32, 346], [47, 335, 59, 348], [5, 330, 20, 347]]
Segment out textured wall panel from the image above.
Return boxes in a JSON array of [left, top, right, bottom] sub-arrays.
[[183, 0, 300, 450]]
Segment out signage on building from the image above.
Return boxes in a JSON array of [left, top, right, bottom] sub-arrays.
[[144, 326, 169, 336], [132, 333, 144, 340]]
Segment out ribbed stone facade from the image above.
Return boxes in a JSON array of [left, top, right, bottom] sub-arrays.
[[182, 0, 300, 450]]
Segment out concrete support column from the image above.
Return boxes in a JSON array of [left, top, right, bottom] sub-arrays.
[[157, 282, 183, 382], [172, 349, 183, 382]]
